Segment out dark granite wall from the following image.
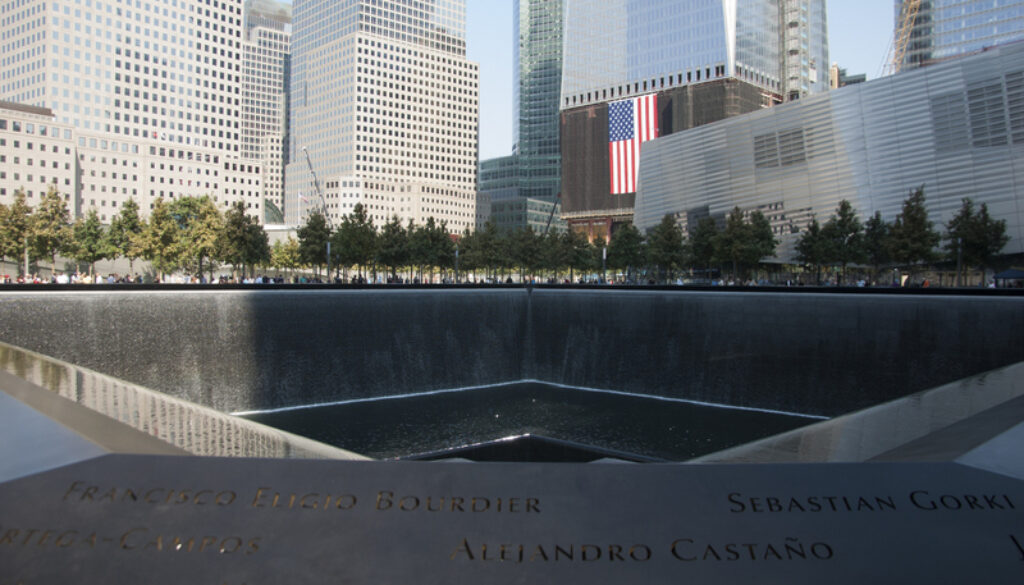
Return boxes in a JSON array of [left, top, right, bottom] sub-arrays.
[[0, 290, 527, 413], [1, 288, 1021, 416], [527, 290, 1024, 415]]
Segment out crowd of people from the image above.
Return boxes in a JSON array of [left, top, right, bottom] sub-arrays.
[[2, 272, 142, 284], [2, 271, 1021, 287]]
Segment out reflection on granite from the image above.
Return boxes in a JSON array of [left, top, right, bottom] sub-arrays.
[[691, 361, 1024, 464], [0, 342, 368, 460]]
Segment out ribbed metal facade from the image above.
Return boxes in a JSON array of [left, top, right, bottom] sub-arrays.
[[635, 42, 1024, 262]]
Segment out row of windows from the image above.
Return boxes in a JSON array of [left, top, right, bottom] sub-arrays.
[[0, 117, 72, 139]]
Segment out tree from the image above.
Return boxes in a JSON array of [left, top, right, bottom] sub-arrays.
[[140, 198, 181, 280], [820, 199, 866, 285], [271, 236, 302, 277], [944, 198, 1009, 286], [863, 211, 891, 283], [170, 196, 223, 279], [509, 226, 542, 282], [566, 230, 593, 282], [457, 227, 482, 278], [944, 198, 973, 287], [713, 207, 777, 281], [747, 211, 778, 274], [969, 202, 1009, 284], [405, 217, 453, 281], [889, 186, 940, 275], [794, 216, 829, 284], [607, 223, 644, 282], [541, 230, 571, 280], [376, 215, 409, 281], [30, 186, 73, 274], [332, 203, 376, 280], [0, 190, 33, 274], [688, 217, 718, 278], [71, 208, 114, 276], [296, 211, 331, 277], [477, 220, 507, 279], [106, 198, 145, 277], [217, 202, 270, 279], [646, 214, 685, 283], [428, 219, 456, 275]]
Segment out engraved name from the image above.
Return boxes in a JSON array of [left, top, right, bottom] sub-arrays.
[[0, 526, 259, 555], [670, 537, 834, 561], [375, 491, 540, 513], [728, 491, 1017, 513], [63, 481, 237, 506], [450, 539, 651, 562]]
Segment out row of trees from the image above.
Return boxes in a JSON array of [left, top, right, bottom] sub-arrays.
[[0, 184, 1010, 285], [288, 204, 779, 283], [794, 187, 1008, 285], [0, 187, 269, 280]]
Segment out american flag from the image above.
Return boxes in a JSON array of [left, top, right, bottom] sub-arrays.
[[608, 93, 658, 195]]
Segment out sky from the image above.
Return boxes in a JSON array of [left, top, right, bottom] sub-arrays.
[[467, 0, 896, 161]]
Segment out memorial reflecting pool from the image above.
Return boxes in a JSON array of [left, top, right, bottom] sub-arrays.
[[239, 383, 821, 461]]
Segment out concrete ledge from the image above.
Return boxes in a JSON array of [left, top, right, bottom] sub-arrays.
[[691, 361, 1024, 465], [0, 342, 369, 461]]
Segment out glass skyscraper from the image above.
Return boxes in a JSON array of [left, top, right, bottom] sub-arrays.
[[514, 0, 563, 199], [560, 0, 829, 110], [478, 0, 564, 234], [285, 0, 478, 232], [903, 0, 1024, 69]]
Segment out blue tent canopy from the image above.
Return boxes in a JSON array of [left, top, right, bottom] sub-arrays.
[[993, 269, 1024, 279]]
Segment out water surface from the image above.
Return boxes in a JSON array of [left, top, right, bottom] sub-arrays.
[[240, 382, 820, 461]]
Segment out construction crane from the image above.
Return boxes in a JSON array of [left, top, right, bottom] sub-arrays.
[[543, 192, 562, 236], [301, 146, 331, 281], [881, 0, 922, 77]]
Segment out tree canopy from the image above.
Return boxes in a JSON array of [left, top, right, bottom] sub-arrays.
[[944, 198, 1009, 285], [889, 186, 940, 271]]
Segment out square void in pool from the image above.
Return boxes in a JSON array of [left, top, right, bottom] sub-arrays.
[[239, 383, 820, 461]]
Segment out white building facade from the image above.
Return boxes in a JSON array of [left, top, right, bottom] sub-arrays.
[[285, 0, 478, 233], [0, 0, 263, 220], [634, 42, 1024, 261], [241, 4, 290, 222], [0, 101, 76, 207]]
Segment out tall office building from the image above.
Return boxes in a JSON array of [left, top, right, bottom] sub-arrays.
[[241, 0, 291, 223], [560, 0, 828, 110], [781, 0, 829, 100], [0, 0, 264, 221], [478, 0, 564, 234], [558, 0, 828, 239], [902, 0, 1024, 69], [285, 0, 479, 233], [514, 0, 562, 199]]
